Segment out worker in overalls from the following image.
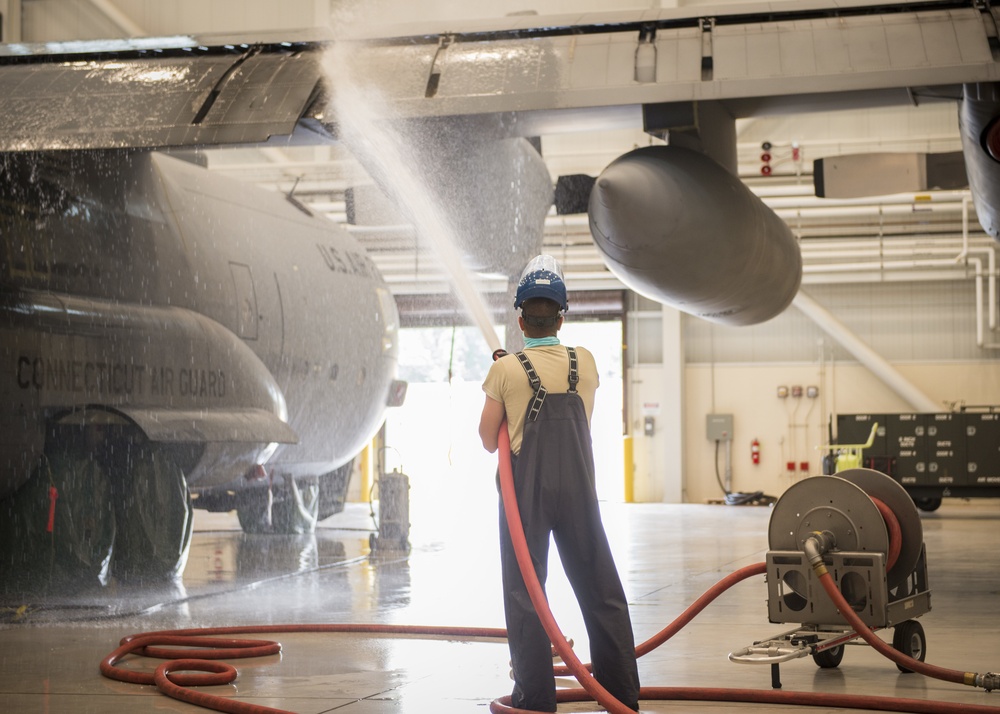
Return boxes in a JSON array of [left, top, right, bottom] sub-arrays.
[[479, 255, 640, 713]]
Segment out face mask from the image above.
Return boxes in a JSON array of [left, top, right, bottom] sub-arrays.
[[524, 336, 560, 348]]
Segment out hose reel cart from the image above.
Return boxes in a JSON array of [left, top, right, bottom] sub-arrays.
[[730, 468, 931, 686]]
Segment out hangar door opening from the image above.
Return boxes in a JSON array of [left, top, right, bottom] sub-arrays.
[[384, 319, 624, 516]]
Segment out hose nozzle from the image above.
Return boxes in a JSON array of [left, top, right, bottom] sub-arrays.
[[971, 671, 1000, 692]]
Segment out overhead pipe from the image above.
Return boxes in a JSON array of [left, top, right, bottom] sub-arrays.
[[722, 227, 998, 350], [973, 257, 986, 347], [789, 224, 981, 239], [806, 258, 969, 273], [773, 204, 968, 220], [799, 236, 997, 258], [957, 197, 998, 332], [802, 271, 973, 285], [967, 257, 1000, 349], [764, 189, 975, 210], [792, 290, 941, 413], [795, 209, 999, 349]]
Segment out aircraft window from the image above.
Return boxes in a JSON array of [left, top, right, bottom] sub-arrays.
[[377, 287, 398, 354], [2, 214, 51, 280], [377, 287, 398, 331]]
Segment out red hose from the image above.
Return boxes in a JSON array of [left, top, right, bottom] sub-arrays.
[[495, 422, 634, 714], [101, 624, 508, 714], [633, 561, 767, 659], [493, 687, 998, 714], [492, 421, 998, 714], [871, 496, 902, 573], [551, 561, 767, 677], [813, 565, 970, 686], [97, 425, 998, 714]]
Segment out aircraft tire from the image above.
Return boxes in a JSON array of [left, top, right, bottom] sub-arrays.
[[108, 440, 193, 583], [0, 446, 115, 593]]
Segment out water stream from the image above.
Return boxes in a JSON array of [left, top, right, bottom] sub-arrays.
[[323, 36, 503, 355]]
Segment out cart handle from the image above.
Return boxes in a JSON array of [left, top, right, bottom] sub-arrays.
[[728, 645, 809, 665], [816, 421, 879, 451]]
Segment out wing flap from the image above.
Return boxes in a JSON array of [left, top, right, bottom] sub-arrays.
[[0, 41, 325, 151]]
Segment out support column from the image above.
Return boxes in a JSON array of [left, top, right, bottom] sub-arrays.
[[1, 0, 22, 42], [661, 304, 684, 502]]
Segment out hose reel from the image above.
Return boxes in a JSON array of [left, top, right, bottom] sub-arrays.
[[732, 468, 932, 674], [766, 468, 930, 629]]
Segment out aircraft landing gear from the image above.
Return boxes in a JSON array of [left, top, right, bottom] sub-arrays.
[[104, 437, 194, 583], [0, 416, 194, 590], [236, 474, 320, 535], [0, 445, 115, 592]]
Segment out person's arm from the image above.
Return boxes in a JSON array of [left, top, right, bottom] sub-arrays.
[[479, 395, 506, 453]]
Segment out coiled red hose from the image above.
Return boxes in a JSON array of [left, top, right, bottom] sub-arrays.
[[871, 496, 902, 572], [101, 624, 508, 714], [98, 424, 997, 714]]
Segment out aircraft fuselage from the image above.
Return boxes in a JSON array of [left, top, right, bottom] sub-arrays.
[[1, 150, 399, 500]]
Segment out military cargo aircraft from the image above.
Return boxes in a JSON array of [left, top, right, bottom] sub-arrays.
[[4, 2, 1000, 585], [0, 35, 403, 586]]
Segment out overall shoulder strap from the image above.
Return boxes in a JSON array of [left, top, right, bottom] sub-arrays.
[[566, 347, 579, 394], [515, 351, 547, 422]]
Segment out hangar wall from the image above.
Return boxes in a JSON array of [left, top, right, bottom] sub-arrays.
[[628, 283, 1000, 505], [15, 0, 331, 39], [678, 361, 998, 505]]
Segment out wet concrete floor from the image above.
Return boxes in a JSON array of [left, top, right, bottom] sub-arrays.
[[1, 481, 998, 713]]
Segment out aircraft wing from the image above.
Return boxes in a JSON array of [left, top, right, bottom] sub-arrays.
[[346, 0, 1000, 130], [3, 4, 995, 148], [0, 29, 331, 151]]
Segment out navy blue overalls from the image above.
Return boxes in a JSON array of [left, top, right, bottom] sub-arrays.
[[499, 347, 640, 712]]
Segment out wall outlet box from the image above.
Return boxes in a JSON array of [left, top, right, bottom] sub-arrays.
[[707, 413, 734, 441]]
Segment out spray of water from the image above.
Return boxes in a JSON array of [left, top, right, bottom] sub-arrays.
[[323, 35, 502, 355]]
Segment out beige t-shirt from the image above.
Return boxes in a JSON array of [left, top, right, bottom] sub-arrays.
[[482, 345, 599, 454]]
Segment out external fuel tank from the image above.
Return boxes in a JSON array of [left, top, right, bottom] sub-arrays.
[[959, 83, 1000, 240], [588, 146, 802, 326]]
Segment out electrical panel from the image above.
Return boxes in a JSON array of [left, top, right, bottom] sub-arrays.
[[706, 413, 734, 442]]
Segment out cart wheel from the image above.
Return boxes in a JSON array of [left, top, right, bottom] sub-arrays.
[[812, 645, 845, 669], [892, 620, 926, 672], [914, 497, 942, 512]]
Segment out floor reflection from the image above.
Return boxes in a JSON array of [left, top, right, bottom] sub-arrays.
[[1, 496, 997, 714], [1, 508, 376, 624]]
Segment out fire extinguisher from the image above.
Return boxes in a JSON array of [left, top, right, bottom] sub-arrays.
[[751, 438, 760, 465]]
